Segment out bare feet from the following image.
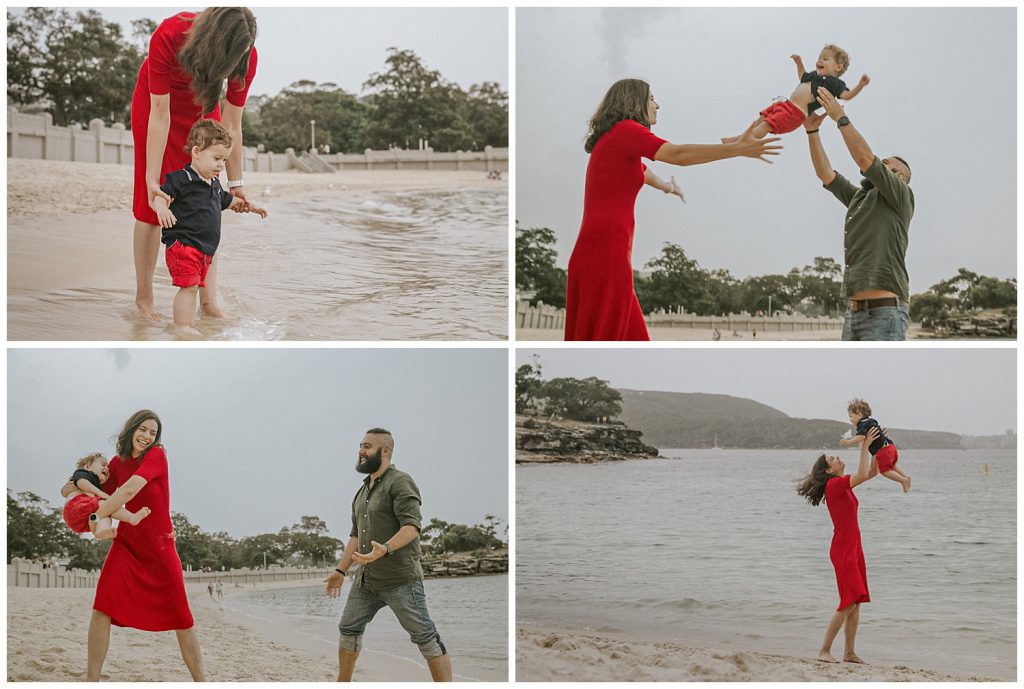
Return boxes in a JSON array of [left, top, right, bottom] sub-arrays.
[[843, 652, 867, 664], [201, 302, 225, 318], [169, 324, 203, 339], [136, 302, 161, 322], [817, 650, 840, 663], [903, 477, 912, 493], [127, 507, 151, 526]]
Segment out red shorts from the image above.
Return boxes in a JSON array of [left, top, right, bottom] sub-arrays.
[[166, 242, 212, 288], [875, 444, 899, 473], [63, 494, 100, 533], [759, 99, 807, 134]]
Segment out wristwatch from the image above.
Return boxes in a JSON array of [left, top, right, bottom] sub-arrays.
[[227, 179, 245, 189], [383, 543, 394, 557], [837, 116, 851, 128]]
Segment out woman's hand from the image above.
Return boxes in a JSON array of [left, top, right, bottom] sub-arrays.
[[229, 185, 250, 213], [736, 119, 783, 163], [863, 426, 880, 446], [667, 176, 686, 204], [148, 180, 171, 207]]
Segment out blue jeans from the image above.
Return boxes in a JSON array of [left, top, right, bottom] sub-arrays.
[[841, 305, 909, 341], [338, 579, 446, 658]]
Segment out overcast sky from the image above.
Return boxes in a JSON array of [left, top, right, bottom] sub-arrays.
[[8, 349, 508, 539], [516, 348, 1016, 437], [516, 7, 1016, 292], [45, 7, 508, 95]]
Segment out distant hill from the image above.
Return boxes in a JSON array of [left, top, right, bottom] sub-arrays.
[[616, 389, 963, 450]]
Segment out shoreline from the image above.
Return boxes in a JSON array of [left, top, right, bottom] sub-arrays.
[[516, 627, 1003, 682]]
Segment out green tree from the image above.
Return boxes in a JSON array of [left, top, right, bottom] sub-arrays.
[[908, 292, 955, 328], [640, 243, 714, 314], [7, 490, 70, 562], [460, 81, 508, 148], [362, 48, 471, 151], [170, 512, 218, 571], [516, 357, 545, 414], [7, 8, 146, 125], [540, 376, 623, 421], [245, 81, 368, 153], [435, 524, 502, 553], [515, 224, 567, 308], [965, 276, 1016, 310], [284, 515, 342, 566]]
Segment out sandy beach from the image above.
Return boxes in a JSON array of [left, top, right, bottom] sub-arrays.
[[7, 159, 508, 340], [7, 581, 425, 682], [516, 628, 1000, 682]]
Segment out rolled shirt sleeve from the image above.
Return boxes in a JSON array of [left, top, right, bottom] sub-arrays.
[[390, 475, 423, 532]]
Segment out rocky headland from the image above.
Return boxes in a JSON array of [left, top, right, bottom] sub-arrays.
[[516, 415, 660, 463]]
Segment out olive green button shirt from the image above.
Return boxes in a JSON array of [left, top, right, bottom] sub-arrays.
[[824, 156, 914, 301], [349, 465, 424, 589]]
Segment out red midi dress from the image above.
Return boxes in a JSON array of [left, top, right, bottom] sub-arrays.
[[824, 474, 870, 611], [131, 12, 258, 225], [93, 446, 194, 631], [564, 119, 667, 341]]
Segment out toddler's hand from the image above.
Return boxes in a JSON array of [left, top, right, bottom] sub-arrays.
[[248, 204, 269, 219], [153, 204, 177, 229], [858, 74, 870, 88]]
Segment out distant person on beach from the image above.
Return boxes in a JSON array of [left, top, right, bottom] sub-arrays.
[[722, 44, 869, 142], [324, 428, 452, 682], [85, 410, 206, 680], [61, 452, 151, 540], [797, 426, 880, 664], [152, 118, 268, 334], [565, 78, 782, 341], [215, 580, 224, 601], [841, 398, 911, 492], [208, 582, 215, 599], [803, 85, 914, 340], [132, 8, 259, 322]]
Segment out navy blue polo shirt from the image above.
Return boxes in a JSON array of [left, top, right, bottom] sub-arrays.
[[856, 416, 892, 455], [160, 164, 234, 256], [801, 71, 847, 113]]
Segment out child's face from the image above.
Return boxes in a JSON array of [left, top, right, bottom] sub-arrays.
[[815, 50, 845, 76], [191, 143, 232, 180], [87, 457, 110, 483], [848, 410, 864, 425]]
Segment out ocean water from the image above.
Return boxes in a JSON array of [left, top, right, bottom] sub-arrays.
[[8, 187, 507, 341], [223, 574, 508, 681], [517, 450, 1016, 680]]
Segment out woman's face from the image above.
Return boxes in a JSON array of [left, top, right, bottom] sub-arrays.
[[647, 92, 660, 126], [824, 455, 845, 476], [132, 418, 159, 457]]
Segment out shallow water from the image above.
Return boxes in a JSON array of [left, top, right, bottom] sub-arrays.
[[8, 187, 508, 341], [224, 574, 508, 681], [517, 450, 1016, 680]]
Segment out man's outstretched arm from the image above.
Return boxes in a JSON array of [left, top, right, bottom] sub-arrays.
[[816, 86, 874, 172], [803, 111, 836, 185]]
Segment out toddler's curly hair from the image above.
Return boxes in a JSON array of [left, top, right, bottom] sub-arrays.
[[847, 398, 872, 418], [75, 452, 107, 470], [822, 43, 850, 76], [184, 118, 233, 154]]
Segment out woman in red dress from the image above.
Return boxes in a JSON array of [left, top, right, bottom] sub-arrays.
[[564, 78, 783, 340], [132, 8, 259, 322], [86, 410, 203, 680], [797, 426, 881, 664]]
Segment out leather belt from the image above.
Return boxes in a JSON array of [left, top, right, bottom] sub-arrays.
[[849, 297, 903, 312]]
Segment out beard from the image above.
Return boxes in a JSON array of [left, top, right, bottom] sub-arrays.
[[356, 448, 383, 475], [860, 178, 875, 191]]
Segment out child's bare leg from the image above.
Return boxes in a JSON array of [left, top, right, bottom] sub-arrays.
[[722, 118, 771, 143], [111, 505, 151, 526], [882, 469, 911, 492], [200, 258, 224, 318], [172, 285, 200, 332], [89, 515, 117, 540]]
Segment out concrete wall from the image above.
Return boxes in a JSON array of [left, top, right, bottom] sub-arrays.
[[516, 299, 842, 332], [8, 109, 508, 173]]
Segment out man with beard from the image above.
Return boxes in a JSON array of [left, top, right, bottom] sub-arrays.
[[324, 428, 452, 682], [803, 86, 914, 341]]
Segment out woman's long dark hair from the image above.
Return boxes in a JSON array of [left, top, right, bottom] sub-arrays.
[[584, 78, 652, 153], [177, 8, 257, 115], [796, 454, 833, 507], [115, 410, 163, 461]]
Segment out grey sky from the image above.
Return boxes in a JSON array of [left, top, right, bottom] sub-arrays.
[[516, 348, 1016, 437], [8, 349, 508, 539], [516, 7, 1016, 291], [49, 7, 508, 95]]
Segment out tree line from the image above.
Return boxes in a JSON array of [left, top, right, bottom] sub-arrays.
[[7, 9, 507, 153], [516, 357, 622, 422], [516, 223, 1016, 322], [7, 489, 506, 572]]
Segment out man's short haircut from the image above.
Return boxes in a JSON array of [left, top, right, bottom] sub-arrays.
[[365, 427, 394, 450], [847, 398, 872, 418], [822, 43, 850, 76], [185, 118, 233, 154], [891, 155, 912, 182], [76, 452, 107, 470]]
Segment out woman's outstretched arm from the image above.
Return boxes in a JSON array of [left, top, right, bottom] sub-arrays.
[[654, 118, 782, 166], [849, 427, 880, 488], [644, 167, 686, 203]]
